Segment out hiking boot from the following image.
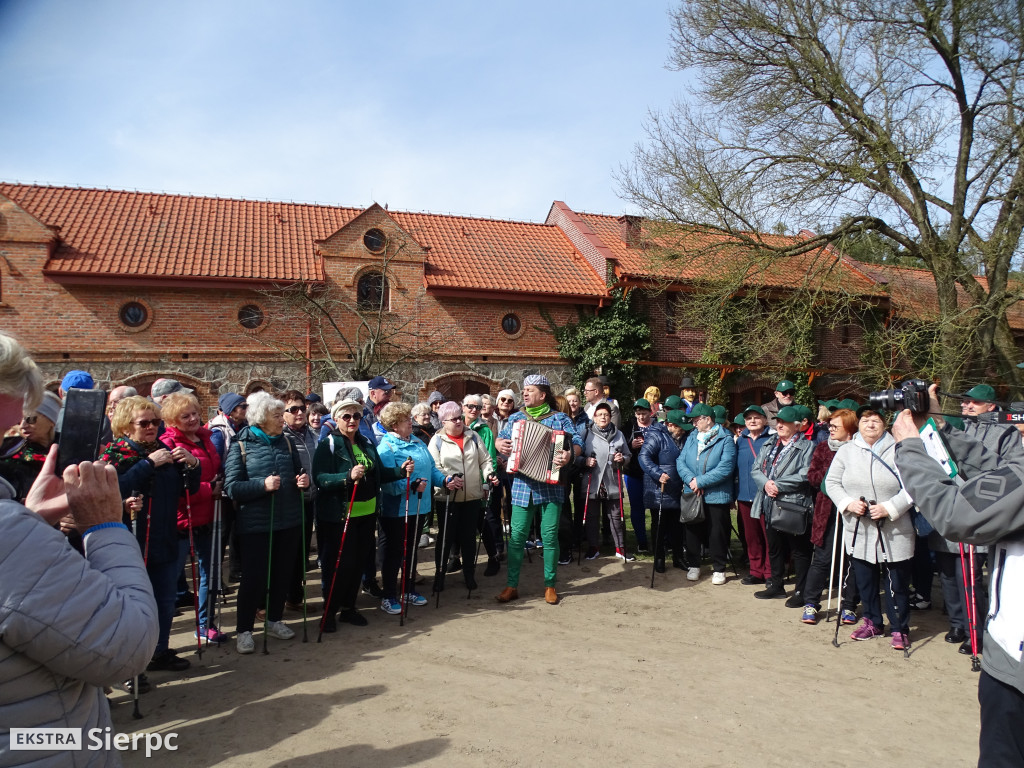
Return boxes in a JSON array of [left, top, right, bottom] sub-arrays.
[[418, 533, 433, 548], [686, 567, 700, 581], [484, 557, 501, 576], [338, 608, 368, 626], [850, 618, 883, 641], [891, 631, 908, 650], [801, 605, 818, 625], [236, 631, 255, 654], [147, 650, 190, 672], [615, 548, 636, 562], [380, 598, 402, 615], [711, 571, 726, 585], [545, 587, 559, 604], [840, 609, 858, 625], [496, 587, 519, 603]]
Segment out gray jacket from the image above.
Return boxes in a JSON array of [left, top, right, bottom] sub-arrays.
[[750, 436, 814, 521], [0, 503, 159, 766], [896, 427, 1024, 696], [826, 432, 915, 563]]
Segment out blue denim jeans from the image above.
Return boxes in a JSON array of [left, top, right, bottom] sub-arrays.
[[177, 529, 214, 630]]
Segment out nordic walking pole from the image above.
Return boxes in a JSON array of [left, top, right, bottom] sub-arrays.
[[579, 452, 596, 567], [852, 497, 867, 550], [318, 480, 358, 642], [400, 470, 412, 626], [180, 464, 203, 660], [615, 460, 627, 557], [874, 511, 909, 658], [967, 544, 982, 671], [832, 535, 847, 649], [128, 490, 143, 719], [410, 486, 424, 603], [299, 488, 309, 642], [263, 475, 277, 656], [825, 507, 841, 623], [960, 542, 982, 672], [208, 495, 221, 646], [434, 481, 454, 606], [650, 480, 665, 588]]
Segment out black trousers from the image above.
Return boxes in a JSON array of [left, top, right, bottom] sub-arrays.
[[435, 499, 481, 588], [236, 526, 300, 633], [287, 496, 316, 605], [851, 557, 911, 634], [319, 513, 376, 614], [979, 670, 1024, 767], [766, 524, 813, 594], [803, 514, 860, 610]]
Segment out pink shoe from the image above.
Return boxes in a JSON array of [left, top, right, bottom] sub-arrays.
[[205, 626, 227, 643], [850, 618, 883, 641]]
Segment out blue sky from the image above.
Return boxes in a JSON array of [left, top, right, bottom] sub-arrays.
[[0, 1, 684, 221]]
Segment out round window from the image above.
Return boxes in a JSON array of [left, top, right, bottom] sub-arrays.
[[119, 301, 148, 328], [238, 304, 265, 329], [501, 313, 522, 336], [363, 228, 387, 253]]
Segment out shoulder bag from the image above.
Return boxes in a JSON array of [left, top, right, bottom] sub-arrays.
[[678, 491, 706, 524]]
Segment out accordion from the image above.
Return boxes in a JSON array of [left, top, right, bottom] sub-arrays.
[[507, 419, 570, 484]]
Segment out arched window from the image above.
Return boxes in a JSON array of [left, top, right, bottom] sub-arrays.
[[357, 271, 389, 311]]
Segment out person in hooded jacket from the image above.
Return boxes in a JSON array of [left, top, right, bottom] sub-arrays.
[[582, 402, 634, 561], [677, 403, 737, 584], [735, 405, 772, 585], [639, 410, 688, 573]]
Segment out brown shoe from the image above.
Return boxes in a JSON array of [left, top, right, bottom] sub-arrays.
[[496, 587, 519, 603], [545, 587, 559, 605]]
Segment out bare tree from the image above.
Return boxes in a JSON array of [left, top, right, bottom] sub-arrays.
[[620, 0, 1024, 392]]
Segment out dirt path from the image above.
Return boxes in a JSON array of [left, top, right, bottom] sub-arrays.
[[116, 551, 980, 767]]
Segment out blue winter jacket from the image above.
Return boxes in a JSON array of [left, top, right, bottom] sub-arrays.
[[677, 425, 737, 505], [377, 431, 446, 517], [735, 428, 773, 502], [638, 422, 685, 510]]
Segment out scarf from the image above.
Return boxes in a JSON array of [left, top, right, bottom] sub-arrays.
[[250, 425, 281, 445], [524, 404, 551, 420], [696, 424, 720, 454], [592, 422, 616, 441], [827, 437, 847, 451]]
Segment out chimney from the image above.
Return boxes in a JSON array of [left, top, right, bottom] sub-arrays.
[[619, 215, 642, 246]]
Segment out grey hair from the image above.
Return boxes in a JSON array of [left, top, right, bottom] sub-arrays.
[[0, 333, 43, 411], [247, 390, 285, 427], [411, 402, 431, 420], [462, 393, 483, 406], [480, 394, 494, 406]]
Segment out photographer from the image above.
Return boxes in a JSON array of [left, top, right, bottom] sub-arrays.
[[0, 333, 158, 762], [893, 384, 1024, 766]]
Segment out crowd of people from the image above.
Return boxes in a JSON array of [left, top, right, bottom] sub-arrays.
[[4, 336, 1024, 764]]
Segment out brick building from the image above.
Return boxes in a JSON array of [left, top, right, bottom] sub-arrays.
[[2, 182, 1018, 414]]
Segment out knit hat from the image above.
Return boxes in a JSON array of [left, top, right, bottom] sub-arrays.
[[219, 392, 246, 414], [497, 389, 515, 403], [524, 374, 550, 388], [34, 391, 62, 424]]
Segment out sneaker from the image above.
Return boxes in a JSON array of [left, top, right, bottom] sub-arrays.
[[585, 547, 600, 560], [741, 575, 766, 585], [236, 631, 255, 654], [361, 580, 383, 598], [615, 548, 636, 562], [711, 571, 726, 585], [524, 539, 537, 550], [196, 625, 228, 644], [686, 567, 700, 581], [891, 631, 908, 650], [754, 585, 787, 599], [557, 554, 572, 566], [147, 650, 190, 672], [636, 546, 650, 556], [418, 533, 433, 548], [120, 673, 151, 695], [380, 598, 403, 615], [909, 592, 932, 610], [535, 538, 544, 549], [403, 592, 428, 607], [840, 609, 858, 625], [850, 618, 883, 641], [801, 605, 818, 625], [265, 621, 295, 640]]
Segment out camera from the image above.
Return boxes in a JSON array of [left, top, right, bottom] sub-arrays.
[[868, 379, 930, 414]]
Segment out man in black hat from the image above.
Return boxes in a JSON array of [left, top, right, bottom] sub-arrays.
[[679, 376, 698, 414]]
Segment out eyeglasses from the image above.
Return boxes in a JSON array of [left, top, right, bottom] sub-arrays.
[[133, 419, 160, 428], [445, 418, 464, 424], [464, 404, 480, 410], [339, 413, 359, 422], [286, 405, 307, 414], [21, 415, 38, 424], [827, 424, 841, 431], [584, 388, 598, 393]]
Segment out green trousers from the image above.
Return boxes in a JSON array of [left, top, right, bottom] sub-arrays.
[[506, 501, 561, 588]]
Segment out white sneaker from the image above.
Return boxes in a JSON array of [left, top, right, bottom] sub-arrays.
[[686, 567, 701, 581], [712, 571, 726, 585], [418, 533, 433, 548], [265, 621, 295, 640], [236, 631, 255, 654]]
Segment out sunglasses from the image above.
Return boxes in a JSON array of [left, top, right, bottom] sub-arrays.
[[339, 413, 359, 422], [21, 415, 38, 424], [286, 405, 307, 414], [498, 398, 513, 403], [134, 419, 160, 428], [464, 404, 481, 410]]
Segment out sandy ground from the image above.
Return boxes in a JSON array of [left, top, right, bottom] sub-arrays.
[[113, 540, 982, 768]]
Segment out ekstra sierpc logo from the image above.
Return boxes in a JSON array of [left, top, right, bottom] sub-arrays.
[[10, 728, 178, 757]]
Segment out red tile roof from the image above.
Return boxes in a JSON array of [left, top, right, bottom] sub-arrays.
[[576, 212, 883, 296], [0, 184, 606, 298]]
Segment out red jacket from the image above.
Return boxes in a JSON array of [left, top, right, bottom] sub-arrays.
[[160, 425, 221, 530]]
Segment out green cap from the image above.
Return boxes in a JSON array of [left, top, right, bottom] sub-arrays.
[[712, 404, 729, 425], [834, 398, 859, 412], [663, 395, 683, 411], [794, 404, 815, 422], [680, 422, 695, 432], [732, 413, 747, 426], [856, 403, 886, 419], [776, 379, 796, 393], [689, 403, 715, 419], [962, 384, 996, 402], [819, 399, 839, 410], [775, 405, 802, 423], [666, 410, 689, 427], [633, 398, 652, 411], [742, 404, 766, 417]]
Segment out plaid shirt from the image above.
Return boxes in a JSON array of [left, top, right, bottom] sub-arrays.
[[499, 410, 583, 507]]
